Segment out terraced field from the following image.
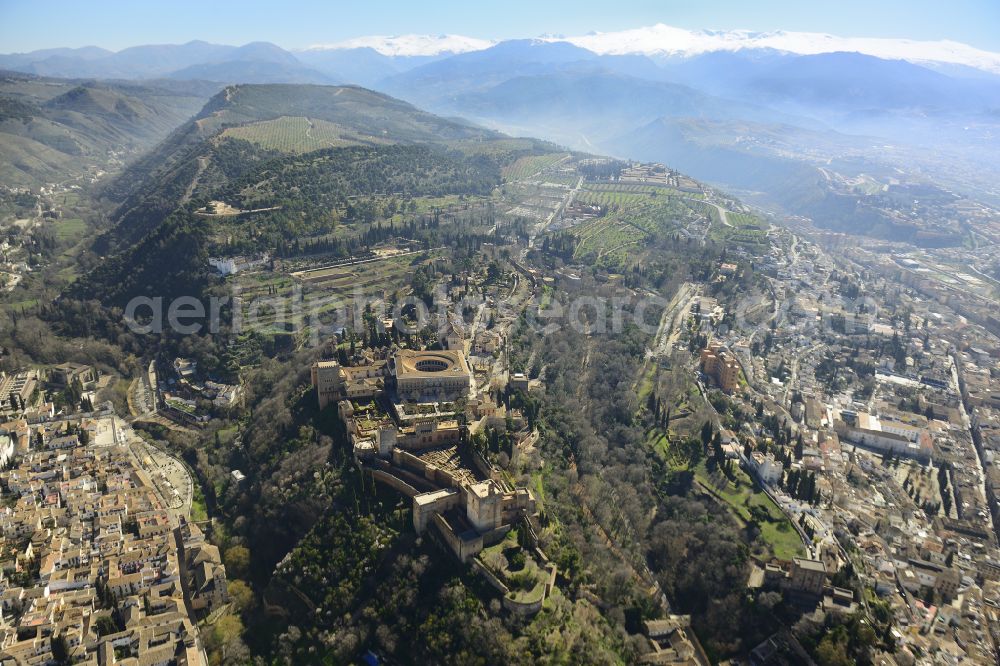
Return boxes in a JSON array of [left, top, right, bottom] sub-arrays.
[[567, 194, 706, 267], [501, 153, 569, 182], [571, 216, 646, 266], [583, 183, 674, 195], [626, 198, 704, 234], [234, 251, 440, 336], [709, 209, 770, 249], [221, 116, 358, 153], [577, 183, 702, 211], [727, 212, 764, 228], [537, 174, 580, 187], [577, 188, 655, 208]]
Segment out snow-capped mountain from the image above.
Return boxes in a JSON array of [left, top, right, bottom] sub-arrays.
[[303, 24, 1000, 74], [556, 23, 1000, 75], [304, 34, 495, 57]]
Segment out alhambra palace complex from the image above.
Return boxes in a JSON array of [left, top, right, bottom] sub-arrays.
[[311, 348, 539, 563]]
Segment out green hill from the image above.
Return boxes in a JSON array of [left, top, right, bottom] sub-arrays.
[[193, 83, 494, 142], [99, 83, 508, 246], [75, 83, 555, 306]]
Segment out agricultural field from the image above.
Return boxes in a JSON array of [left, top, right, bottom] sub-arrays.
[[577, 183, 703, 218], [233, 251, 440, 339], [583, 182, 676, 195], [292, 251, 426, 288], [503, 181, 566, 220], [571, 215, 646, 267], [501, 153, 569, 182], [399, 194, 478, 215], [221, 116, 358, 153], [54, 191, 82, 207], [578, 187, 657, 209], [568, 195, 703, 266], [51, 217, 86, 242], [727, 212, 765, 228], [709, 209, 770, 249], [624, 198, 704, 235], [537, 173, 580, 187], [446, 137, 538, 157]]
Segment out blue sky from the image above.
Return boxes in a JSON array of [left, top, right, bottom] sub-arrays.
[[2, 0, 999, 53]]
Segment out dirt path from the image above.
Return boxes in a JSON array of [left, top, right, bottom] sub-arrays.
[[598, 239, 641, 259], [181, 155, 209, 204], [530, 174, 583, 247], [684, 198, 732, 227], [631, 281, 697, 395]]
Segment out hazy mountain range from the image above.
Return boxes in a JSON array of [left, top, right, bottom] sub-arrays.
[[4, 24, 1000, 230]]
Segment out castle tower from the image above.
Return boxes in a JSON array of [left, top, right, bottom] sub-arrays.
[[378, 426, 397, 458]]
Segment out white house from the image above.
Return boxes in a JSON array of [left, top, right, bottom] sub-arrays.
[[749, 452, 783, 486]]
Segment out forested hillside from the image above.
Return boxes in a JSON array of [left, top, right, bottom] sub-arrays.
[[94, 83, 507, 248], [71, 142, 504, 306]]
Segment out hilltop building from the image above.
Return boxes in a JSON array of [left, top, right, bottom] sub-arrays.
[[392, 349, 472, 402], [311, 359, 386, 409], [314, 346, 536, 565], [311, 348, 472, 408], [48, 362, 99, 388], [338, 393, 536, 563], [763, 557, 829, 599], [207, 253, 269, 276], [639, 616, 711, 665], [439, 317, 466, 351]]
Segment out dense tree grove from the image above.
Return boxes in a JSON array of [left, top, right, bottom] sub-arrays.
[[207, 144, 500, 240], [578, 160, 627, 180], [523, 314, 770, 658], [72, 211, 211, 306]]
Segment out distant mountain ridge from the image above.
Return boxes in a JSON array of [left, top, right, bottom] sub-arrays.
[[555, 23, 1000, 75], [304, 33, 495, 57], [7, 21, 1000, 85], [0, 40, 332, 83], [301, 24, 1000, 75]]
